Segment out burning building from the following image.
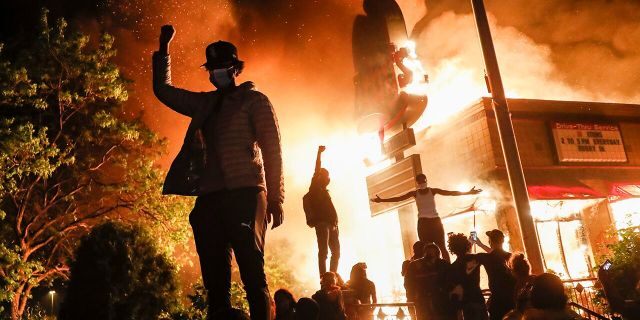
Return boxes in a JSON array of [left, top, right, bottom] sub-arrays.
[[403, 97, 640, 280]]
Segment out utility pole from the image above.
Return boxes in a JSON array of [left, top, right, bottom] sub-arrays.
[[470, 0, 544, 274]]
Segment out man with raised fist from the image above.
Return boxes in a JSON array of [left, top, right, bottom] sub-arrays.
[[153, 25, 284, 320]]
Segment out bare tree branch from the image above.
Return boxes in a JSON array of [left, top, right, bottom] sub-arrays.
[[89, 144, 120, 171], [16, 176, 41, 236]]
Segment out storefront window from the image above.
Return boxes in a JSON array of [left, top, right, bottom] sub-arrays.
[[530, 200, 597, 280], [609, 198, 640, 230]]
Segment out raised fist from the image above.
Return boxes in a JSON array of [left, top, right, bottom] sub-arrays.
[[318, 145, 326, 153], [159, 25, 175, 45]]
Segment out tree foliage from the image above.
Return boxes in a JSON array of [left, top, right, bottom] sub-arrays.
[[603, 226, 640, 300], [59, 222, 180, 320], [593, 223, 640, 315], [0, 9, 191, 319]]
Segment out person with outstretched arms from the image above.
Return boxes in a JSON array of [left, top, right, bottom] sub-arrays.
[[371, 174, 480, 262]]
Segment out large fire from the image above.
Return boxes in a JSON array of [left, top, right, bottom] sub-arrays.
[[88, 0, 640, 306]]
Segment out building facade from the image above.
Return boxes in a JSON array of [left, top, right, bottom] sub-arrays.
[[410, 98, 640, 279]]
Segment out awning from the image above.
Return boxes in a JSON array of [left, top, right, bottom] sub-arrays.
[[527, 185, 604, 200], [609, 183, 640, 198], [525, 175, 605, 200]]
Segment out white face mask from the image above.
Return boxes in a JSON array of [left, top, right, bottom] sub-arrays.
[[417, 182, 428, 190], [210, 67, 234, 88]]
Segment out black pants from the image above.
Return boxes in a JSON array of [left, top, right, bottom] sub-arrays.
[[417, 217, 450, 262], [315, 222, 340, 276], [189, 187, 270, 320], [487, 295, 515, 320]]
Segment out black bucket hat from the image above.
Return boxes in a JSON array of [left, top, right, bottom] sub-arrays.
[[202, 41, 242, 69]]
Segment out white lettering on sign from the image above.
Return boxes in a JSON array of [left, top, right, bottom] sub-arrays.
[[551, 122, 627, 162]]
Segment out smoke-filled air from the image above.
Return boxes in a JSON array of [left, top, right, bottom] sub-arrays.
[[80, 0, 640, 300]]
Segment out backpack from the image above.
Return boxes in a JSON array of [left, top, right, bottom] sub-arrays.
[[302, 191, 317, 228]]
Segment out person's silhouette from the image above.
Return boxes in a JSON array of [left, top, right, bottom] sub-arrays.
[[306, 146, 341, 276], [153, 25, 284, 320], [372, 174, 481, 262]]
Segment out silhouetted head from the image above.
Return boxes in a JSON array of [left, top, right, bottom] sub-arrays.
[[509, 253, 531, 279], [296, 297, 319, 320], [448, 233, 472, 257], [424, 242, 442, 261], [415, 174, 428, 189], [530, 273, 568, 310], [412, 241, 425, 258], [274, 288, 296, 316], [350, 262, 368, 282], [315, 168, 330, 188], [320, 272, 337, 289], [486, 229, 505, 250], [202, 41, 245, 89]]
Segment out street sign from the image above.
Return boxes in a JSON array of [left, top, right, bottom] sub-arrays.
[[383, 128, 416, 157], [367, 154, 422, 216]]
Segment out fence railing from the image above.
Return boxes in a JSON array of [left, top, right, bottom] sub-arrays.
[[353, 303, 417, 320], [563, 278, 612, 319], [345, 279, 613, 320]]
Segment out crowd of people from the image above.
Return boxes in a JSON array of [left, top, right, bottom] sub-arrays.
[[219, 263, 376, 320], [222, 230, 585, 320], [152, 25, 588, 320], [402, 231, 585, 320]]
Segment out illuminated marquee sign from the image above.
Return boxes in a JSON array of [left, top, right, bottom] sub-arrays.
[[551, 122, 626, 163]]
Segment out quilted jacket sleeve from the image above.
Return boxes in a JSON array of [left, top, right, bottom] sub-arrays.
[[251, 92, 284, 204], [152, 52, 204, 117]]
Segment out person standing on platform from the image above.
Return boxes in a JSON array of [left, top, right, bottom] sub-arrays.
[[153, 25, 284, 320], [371, 174, 481, 262], [304, 146, 341, 277]]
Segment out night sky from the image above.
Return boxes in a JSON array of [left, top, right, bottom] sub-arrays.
[[3, 0, 640, 288]]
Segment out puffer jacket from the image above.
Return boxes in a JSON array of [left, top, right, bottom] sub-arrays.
[[152, 52, 284, 204]]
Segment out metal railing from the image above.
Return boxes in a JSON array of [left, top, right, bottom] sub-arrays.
[[563, 278, 613, 319], [353, 303, 417, 320], [569, 302, 610, 320]]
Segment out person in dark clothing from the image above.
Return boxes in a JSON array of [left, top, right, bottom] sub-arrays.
[[296, 298, 320, 320], [406, 242, 455, 320], [210, 308, 251, 320], [503, 254, 535, 320], [402, 241, 425, 277], [153, 26, 284, 320], [312, 272, 347, 320], [471, 229, 516, 320], [274, 289, 296, 320], [447, 233, 488, 320], [346, 262, 377, 304], [508, 253, 534, 303], [524, 273, 583, 319], [403, 241, 425, 301], [346, 263, 376, 319], [307, 146, 340, 276], [372, 174, 481, 262]]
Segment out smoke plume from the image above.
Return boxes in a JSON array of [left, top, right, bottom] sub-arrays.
[[18, 0, 638, 298]]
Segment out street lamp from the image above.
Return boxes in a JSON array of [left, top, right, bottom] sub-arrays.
[[48, 290, 55, 315]]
